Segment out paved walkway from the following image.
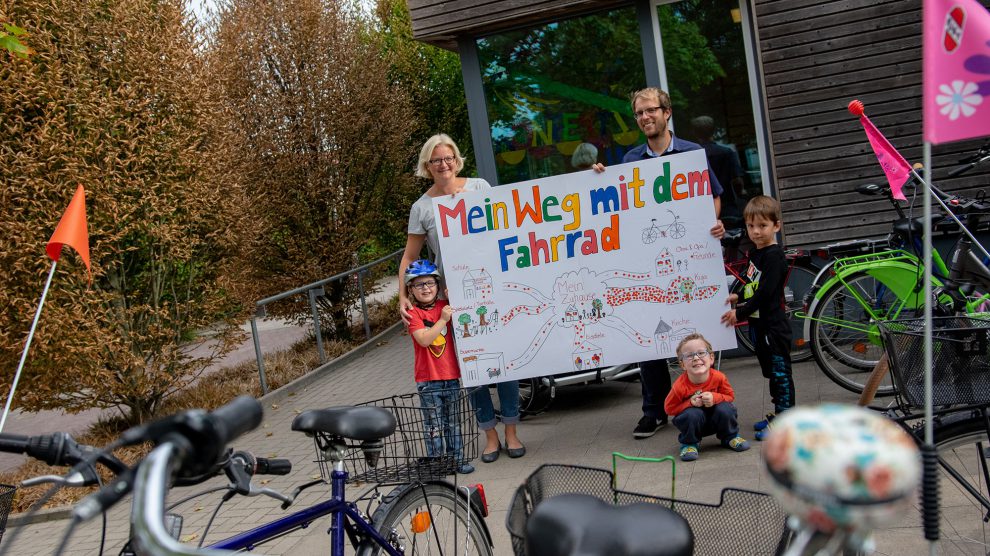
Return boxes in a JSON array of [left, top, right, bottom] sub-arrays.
[[2, 327, 985, 554]]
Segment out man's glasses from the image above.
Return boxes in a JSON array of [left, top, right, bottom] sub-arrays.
[[410, 280, 438, 290], [678, 349, 711, 362], [428, 156, 456, 166], [633, 106, 665, 120]]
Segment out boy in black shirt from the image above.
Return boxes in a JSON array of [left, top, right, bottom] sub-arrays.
[[721, 196, 795, 440]]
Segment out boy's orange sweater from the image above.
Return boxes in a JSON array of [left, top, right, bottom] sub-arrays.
[[663, 369, 735, 417]]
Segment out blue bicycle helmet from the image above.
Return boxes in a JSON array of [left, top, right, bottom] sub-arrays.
[[404, 259, 441, 285]]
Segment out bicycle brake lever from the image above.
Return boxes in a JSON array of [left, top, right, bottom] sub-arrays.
[[248, 485, 294, 506], [21, 472, 89, 488]]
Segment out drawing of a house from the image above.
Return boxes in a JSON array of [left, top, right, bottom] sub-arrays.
[[655, 248, 674, 276], [461, 353, 506, 382], [462, 269, 494, 300], [670, 327, 696, 347], [572, 342, 603, 370], [564, 304, 580, 322], [654, 319, 673, 354]]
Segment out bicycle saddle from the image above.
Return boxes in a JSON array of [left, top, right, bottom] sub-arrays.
[[291, 406, 396, 441], [525, 493, 693, 556]]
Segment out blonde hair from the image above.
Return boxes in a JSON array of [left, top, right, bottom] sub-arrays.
[[744, 195, 782, 226], [630, 87, 672, 113], [415, 134, 465, 179], [675, 333, 714, 357]]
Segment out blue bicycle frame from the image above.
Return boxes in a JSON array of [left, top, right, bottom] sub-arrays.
[[208, 467, 401, 555]]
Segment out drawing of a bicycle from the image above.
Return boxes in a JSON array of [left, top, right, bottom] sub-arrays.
[[642, 210, 686, 243]]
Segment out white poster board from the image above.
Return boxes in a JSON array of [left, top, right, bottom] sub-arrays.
[[434, 150, 736, 387]]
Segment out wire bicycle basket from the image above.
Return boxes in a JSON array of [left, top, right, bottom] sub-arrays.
[[879, 316, 990, 409], [506, 464, 788, 556], [0, 484, 15, 544], [310, 390, 478, 485]]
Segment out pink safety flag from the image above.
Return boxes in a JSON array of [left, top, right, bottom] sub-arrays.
[[924, 0, 990, 144], [849, 100, 912, 201]]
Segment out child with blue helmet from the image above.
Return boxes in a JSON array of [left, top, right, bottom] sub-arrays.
[[405, 259, 474, 474]]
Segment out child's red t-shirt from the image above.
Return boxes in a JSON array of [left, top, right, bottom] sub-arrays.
[[663, 369, 735, 417], [407, 300, 461, 383]]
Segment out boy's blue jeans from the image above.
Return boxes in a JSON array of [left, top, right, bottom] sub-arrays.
[[416, 380, 463, 462], [671, 402, 740, 445], [470, 381, 521, 430]]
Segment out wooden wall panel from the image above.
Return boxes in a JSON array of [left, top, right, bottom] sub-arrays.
[[755, 0, 990, 248], [406, 0, 631, 49]]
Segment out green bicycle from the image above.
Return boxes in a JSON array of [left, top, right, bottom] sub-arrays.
[[802, 158, 990, 395]]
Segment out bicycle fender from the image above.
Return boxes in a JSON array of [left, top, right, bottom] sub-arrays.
[[354, 480, 493, 556], [803, 262, 946, 345]]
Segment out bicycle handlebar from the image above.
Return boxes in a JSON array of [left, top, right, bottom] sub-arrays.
[[72, 396, 264, 525], [0, 432, 128, 486]]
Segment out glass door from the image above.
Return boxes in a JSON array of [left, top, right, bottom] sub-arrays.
[[652, 0, 769, 221]]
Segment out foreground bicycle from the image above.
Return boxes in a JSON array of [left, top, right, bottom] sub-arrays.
[[506, 405, 920, 556], [802, 146, 990, 395], [0, 392, 492, 555]]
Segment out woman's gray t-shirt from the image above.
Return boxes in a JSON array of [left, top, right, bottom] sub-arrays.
[[406, 177, 492, 273]]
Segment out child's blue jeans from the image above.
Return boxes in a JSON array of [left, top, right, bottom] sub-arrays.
[[671, 402, 740, 445], [416, 379, 463, 462]]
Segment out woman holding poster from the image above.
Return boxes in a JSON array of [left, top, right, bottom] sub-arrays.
[[399, 134, 526, 463]]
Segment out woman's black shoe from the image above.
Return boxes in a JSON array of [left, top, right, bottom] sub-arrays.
[[481, 444, 501, 463], [506, 445, 526, 458]]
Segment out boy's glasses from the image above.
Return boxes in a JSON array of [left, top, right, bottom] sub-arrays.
[[678, 349, 711, 362], [410, 280, 438, 290]]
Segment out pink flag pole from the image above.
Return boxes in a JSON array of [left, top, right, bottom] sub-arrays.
[[1, 261, 59, 433]]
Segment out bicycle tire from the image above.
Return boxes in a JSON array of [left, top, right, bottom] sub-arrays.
[[518, 377, 553, 417], [808, 272, 899, 395], [366, 482, 493, 556], [731, 262, 816, 363], [921, 412, 990, 554]]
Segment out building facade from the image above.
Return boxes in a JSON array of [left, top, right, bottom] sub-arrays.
[[406, 0, 990, 248]]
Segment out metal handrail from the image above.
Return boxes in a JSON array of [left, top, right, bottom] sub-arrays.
[[250, 248, 404, 393]]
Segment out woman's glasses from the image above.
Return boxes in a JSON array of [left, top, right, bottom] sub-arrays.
[[428, 156, 456, 166]]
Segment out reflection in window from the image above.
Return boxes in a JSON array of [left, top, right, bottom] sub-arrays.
[[658, 0, 761, 219], [476, 8, 647, 184]]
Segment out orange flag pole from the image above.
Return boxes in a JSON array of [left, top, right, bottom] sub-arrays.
[[1, 185, 90, 432]]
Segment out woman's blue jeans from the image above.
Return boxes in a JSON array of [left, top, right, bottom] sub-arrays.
[[470, 381, 520, 430]]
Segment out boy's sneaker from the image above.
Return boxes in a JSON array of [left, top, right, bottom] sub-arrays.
[[723, 436, 751, 452], [633, 416, 667, 439], [755, 423, 774, 441], [456, 463, 475, 474], [679, 444, 699, 462], [754, 413, 775, 432]]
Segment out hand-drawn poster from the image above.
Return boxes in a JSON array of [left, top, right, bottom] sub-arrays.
[[433, 150, 736, 387]]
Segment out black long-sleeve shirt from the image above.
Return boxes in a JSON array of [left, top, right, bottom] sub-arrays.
[[735, 244, 787, 324]]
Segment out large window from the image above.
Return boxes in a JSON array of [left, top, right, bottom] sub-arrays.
[[476, 8, 647, 184], [656, 0, 764, 218]]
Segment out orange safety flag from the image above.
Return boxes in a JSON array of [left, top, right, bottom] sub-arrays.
[[45, 184, 91, 274]]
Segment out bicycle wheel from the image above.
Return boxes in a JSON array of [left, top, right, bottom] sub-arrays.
[[368, 482, 493, 556], [808, 272, 899, 395], [518, 377, 553, 417], [924, 412, 990, 554], [731, 263, 816, 363]]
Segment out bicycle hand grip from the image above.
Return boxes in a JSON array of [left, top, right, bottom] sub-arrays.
[[256, 458, 292, 476], [948, 162, 976, 178], [209, 396, 263, 448], [0, 433, 29, 455]]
